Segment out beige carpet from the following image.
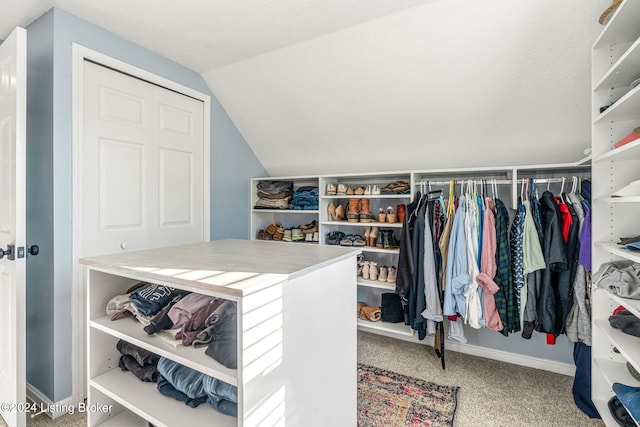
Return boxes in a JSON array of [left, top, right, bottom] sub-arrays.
[[357, 331, 605, 427], [1, 332, 606, 426]]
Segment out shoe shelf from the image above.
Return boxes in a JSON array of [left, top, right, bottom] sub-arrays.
[[252, 209, 319, 213], [323, 194, 410, 199], [594, 36, 640, 92], [594, 78, 640, 124], [356, 319, 413, 337], [594, 358, 640, 389], [321, 220, 403, 228], [595, 196, 640, 204], [357, 278, 395, 290]]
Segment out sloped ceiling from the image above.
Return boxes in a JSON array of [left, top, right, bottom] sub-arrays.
[[204, 0, 612, 176], [2, 0, 613, 177]]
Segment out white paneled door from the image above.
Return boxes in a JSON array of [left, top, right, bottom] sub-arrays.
[[0, 28, 27, 427], [82, 60, 206, 257]]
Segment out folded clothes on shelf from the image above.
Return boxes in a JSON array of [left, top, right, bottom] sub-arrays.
[[595, 260, 640, 299], [614, 127, 640, 148], [609, 310, 640, 337]]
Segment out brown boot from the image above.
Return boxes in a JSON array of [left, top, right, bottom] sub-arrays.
[[397, 204, 406, 223], [347, 199, 360, 223], [359, 198, 376, 223]]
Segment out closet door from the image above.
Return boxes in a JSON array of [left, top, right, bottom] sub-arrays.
[[81, 61, 206, 257]]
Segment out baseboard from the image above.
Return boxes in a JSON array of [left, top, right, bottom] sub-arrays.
[[358, 326, 575, 376], [26, 383, 76, 420]]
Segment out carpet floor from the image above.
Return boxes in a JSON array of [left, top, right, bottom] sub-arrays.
[[1, 331, 607, 426]]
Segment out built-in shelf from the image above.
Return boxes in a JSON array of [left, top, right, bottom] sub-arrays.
[[323, 194, 410, 199], [357, 319, 413, 337], [594, 139, 640, 163], [593, 0, 640, 49], [90, 316, 238, 386], [594, 358, 640, 388], [252, 209, 319, 214], [608, 292, 640, 320], [321, 221, 403, 228], [594, 85, 640, 124], [595, 241, 640, 263], [595, 196, 640, 204], [357, 278, 395, 290], [594, 319, 640, 368], [91, 369, 235, 427], [594, 37, 640, 92]]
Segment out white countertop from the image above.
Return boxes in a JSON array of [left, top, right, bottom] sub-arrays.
[[80, 239, 360, 297]]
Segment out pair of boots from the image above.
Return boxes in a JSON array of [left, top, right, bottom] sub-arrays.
[[357, 302, 381, 322], [346, 199, 375, 223], [327, 202, 345, 221]]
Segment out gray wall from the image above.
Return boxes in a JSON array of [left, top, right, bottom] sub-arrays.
[[26, 7, 266, 402]]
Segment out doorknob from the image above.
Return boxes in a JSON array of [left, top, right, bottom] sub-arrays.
[[28, 245, 39, 256], [0, 244, 15, 260]]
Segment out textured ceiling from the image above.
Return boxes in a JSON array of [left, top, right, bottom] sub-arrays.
[[0, 0, 433, 72], [204, 0, 612, 176]]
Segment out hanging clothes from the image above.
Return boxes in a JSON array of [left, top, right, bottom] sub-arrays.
[[510, 201, 526, 318], [420, 200, 443, 336], [477, 197, 503, 331], [493, 198, 518, 335], [557, 196, 579, 335], [439, 183, 455, 288], [464, 192, 483, 329], [521, 199, 546, 337], [443, 195, 470, 319], [396, 193, 419, 325], [536, 191, 568, 337]]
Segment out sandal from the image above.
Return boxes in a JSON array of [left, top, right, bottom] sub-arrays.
[[340, 234, 355, 246], [352, 234, 366, 246]]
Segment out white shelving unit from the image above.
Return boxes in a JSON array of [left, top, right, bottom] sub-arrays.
[[81, 240, 359, 427], [591, 1, 640, 424], [251, 161, 591, 344]]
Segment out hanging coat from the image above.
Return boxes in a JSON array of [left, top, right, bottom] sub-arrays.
[[535, 191, 568, 336], [396, 196, 419, 325]]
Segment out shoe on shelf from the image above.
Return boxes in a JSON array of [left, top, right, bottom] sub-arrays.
[[313, 231, 319, 242], [337, 183, 349, 195], [291, 228, 304, 241], [397, 204, 406, 223], [359, 199, 376, 223], [328, 202, 336, 221], [305, 233, 313, 242], [378, 208, 386, 223], [372, 185, 381, 195], [364, 185, 372, 195], [283, 229, 292, 242], [387, 266, 397, 283], [354, 186, 366, 196], [340, 234, 355, 246], [362, 261, 370, 280], [386, 206, 396, 223], [346, 185, 355, 195], [378, 266, 388, 282], [352, 234, 366, 246], [369, 262, 379, 281], [326, 183, 337, 196], [347, 199, 360, 223], [369, 226, 379, 247], [335, 204, 345, 221], [376, 229, 384, 248], [364, 226, 371, 244]]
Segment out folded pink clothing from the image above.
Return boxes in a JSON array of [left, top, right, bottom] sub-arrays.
[[176, 298, 225, 346], [614, 127, 640, 148], [168, 293, 216, 329]]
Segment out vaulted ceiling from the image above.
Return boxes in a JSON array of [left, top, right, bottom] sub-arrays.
[[2, 0, 613, 176]]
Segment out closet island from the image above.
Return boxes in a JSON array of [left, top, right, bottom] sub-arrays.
[[81, 239, 360, 427]]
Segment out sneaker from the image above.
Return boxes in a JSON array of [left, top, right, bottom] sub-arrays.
[[283, 229, 292, 242], [305, 233, 313, 242], [337, 183, 349, 195], [326, 183, 337, 196], [313, 231, 319, 242], [291, 228, 304, 241]]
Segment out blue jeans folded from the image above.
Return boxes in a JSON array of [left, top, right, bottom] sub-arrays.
[[157, 374, 207, 408]]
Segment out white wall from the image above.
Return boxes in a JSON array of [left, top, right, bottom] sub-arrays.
[[204, 0, 610, 176]]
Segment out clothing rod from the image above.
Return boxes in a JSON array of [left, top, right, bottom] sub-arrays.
[[518, 178, 585, 184], [416, 179, 512, 185]]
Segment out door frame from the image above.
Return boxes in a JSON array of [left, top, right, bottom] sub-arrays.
[[70, 44, 211, 406]]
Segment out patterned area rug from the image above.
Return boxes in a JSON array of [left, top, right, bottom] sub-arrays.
[[358, 363, 459, 427]]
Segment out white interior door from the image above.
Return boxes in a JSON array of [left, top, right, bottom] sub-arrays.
[[82, 60, 205, 257], [0, 27, 27, 427]]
